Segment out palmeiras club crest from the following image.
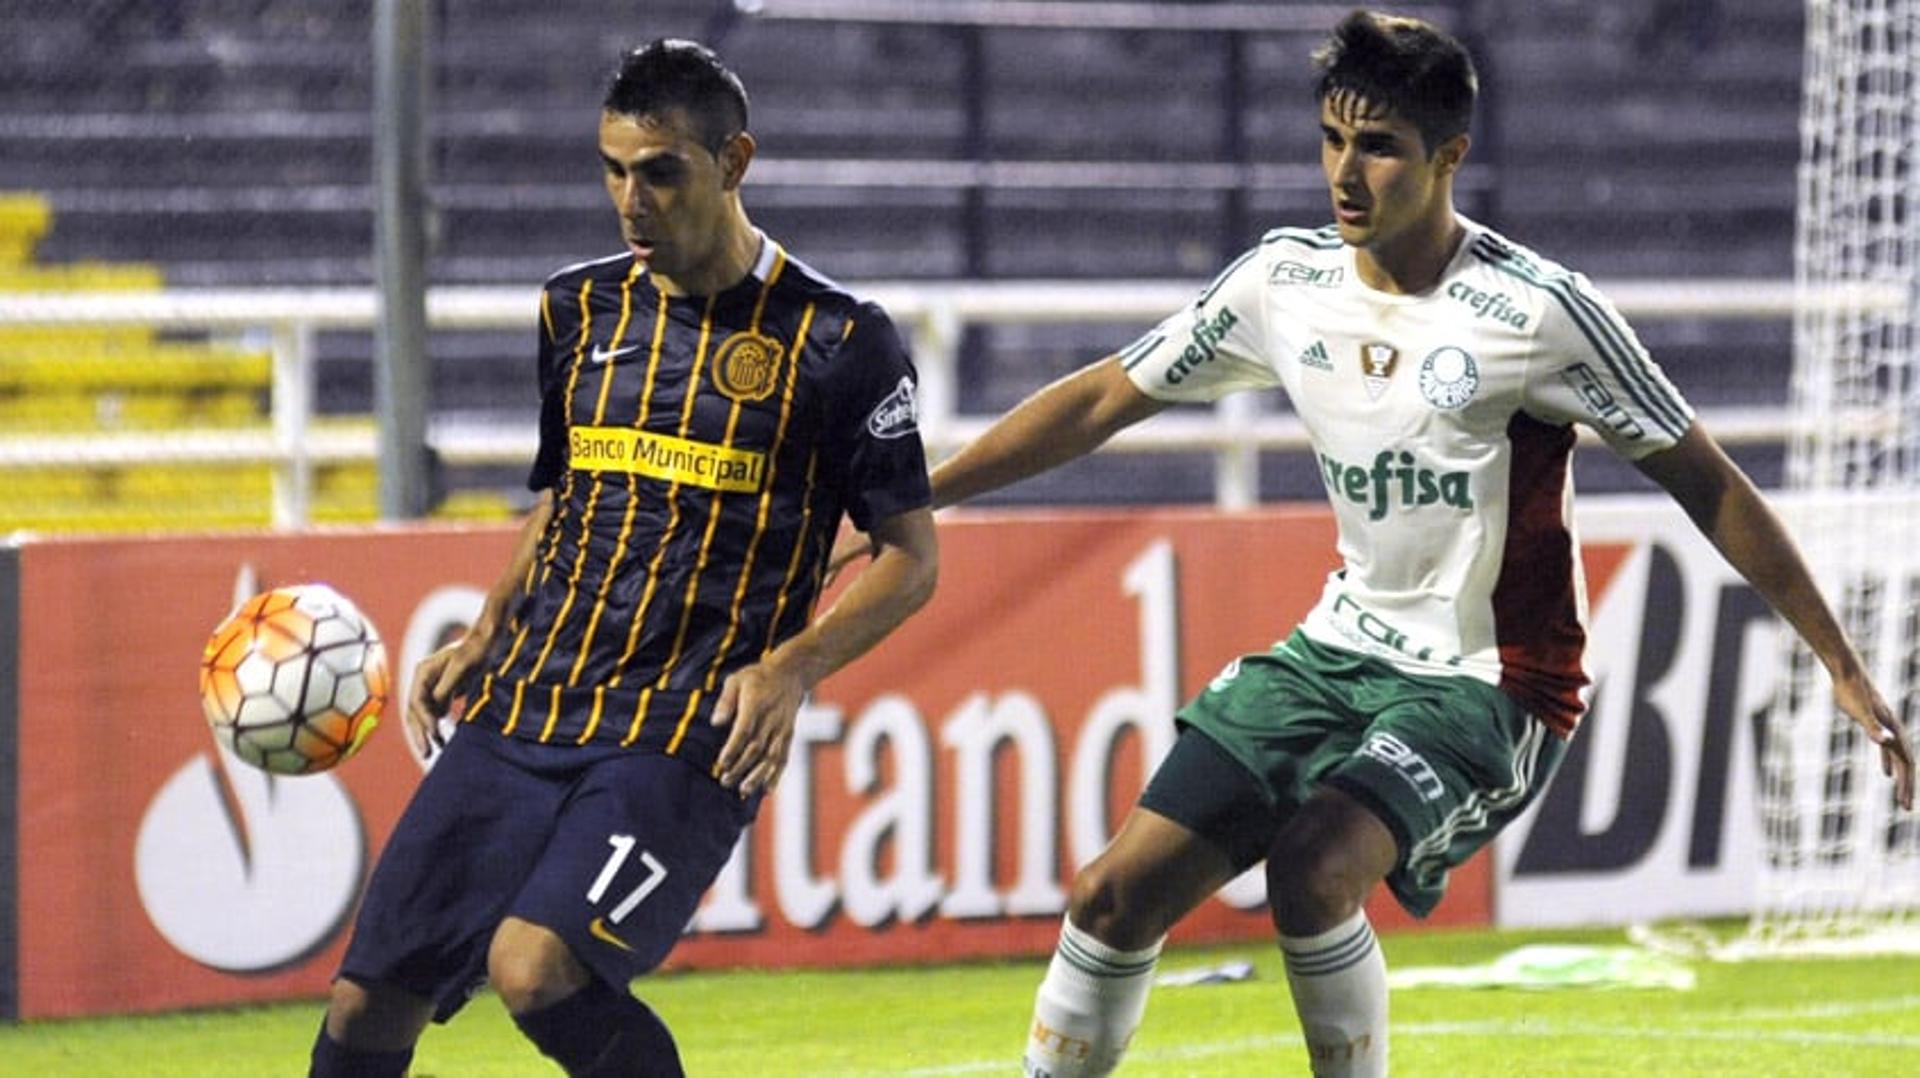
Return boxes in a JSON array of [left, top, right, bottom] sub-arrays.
[[1418, 346, 1481, 410]]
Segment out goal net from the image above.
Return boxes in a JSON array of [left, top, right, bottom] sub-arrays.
[[1737, 0, 1920, 957]]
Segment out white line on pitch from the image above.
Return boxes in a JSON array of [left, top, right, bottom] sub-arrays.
[[1695, 992, 1920, 1022], [880, 1008, 1920, 1076]]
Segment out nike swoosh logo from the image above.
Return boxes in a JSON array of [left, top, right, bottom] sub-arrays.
[[588, 916, 633, 952], [591, 343, 642, 364]]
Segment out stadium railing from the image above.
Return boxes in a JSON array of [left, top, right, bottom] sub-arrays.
[[0, 279, 1900, 527]]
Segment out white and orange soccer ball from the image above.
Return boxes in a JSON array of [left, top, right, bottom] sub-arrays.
[[199, 583, 389, 775]]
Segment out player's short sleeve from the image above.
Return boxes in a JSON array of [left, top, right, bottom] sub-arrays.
[[527, 286, 569, 492], [1118, 247, 1282, 403], [821, 304, 932, 531], [1521, 271, 1695, 460]]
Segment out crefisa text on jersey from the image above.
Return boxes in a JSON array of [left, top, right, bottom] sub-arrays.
[[1445, 282, 1530, 330], [1318, 448, 1474, 521], [1161, 305, 1241, 385]]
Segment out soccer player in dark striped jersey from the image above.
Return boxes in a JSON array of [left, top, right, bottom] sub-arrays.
[[310, 40, 937, 1078], [833, 11, 1912, 1078]]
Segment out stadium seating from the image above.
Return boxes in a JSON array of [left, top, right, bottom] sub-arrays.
[[0, 0, 1807, 521], [0, 191, 403, 531]]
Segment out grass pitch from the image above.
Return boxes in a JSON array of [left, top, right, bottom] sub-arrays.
[[3, 924, 1916, 1075]]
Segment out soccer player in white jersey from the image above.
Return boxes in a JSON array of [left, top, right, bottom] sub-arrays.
[[839, 9, 1914, 1076]]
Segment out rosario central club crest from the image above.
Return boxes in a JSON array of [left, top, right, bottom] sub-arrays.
[[1359, 342, 1399, 401], [712, 331, 785, 402]]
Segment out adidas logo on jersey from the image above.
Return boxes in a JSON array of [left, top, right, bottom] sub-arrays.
[[1297, 340, 1334, 371]]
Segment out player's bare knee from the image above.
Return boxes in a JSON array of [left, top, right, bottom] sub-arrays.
[[488, 924, 591, 1015], [325, 977, 431, 1049], [1065, 863, 1115, 931], [1067, 861, 1162, 949], [1267, 828, 1369, 935], [327, 976, 370, 1018], [488, 951, 570, 1015]]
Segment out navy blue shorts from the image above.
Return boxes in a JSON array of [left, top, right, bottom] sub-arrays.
[[338, 727, 759, 1020]]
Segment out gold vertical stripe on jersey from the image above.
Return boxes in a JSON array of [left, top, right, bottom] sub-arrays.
[[703, 302, 816, 692], [464, 672, 497, 726], [663, 688, 705, 755], [650, 396, 744, 687], [500, 677, 529, 737], [494, 277, 596, 681], [653, 269, 789, 752], [762, 450, 821, 654], [769, 315, 837, 632], [535, 278, 601, 592], [620, 686, 656, 747], [575, 685, 607, 745], [527, 265, 639, 684], [651, 266, 785, 695], [748, 245, 789, 328], [536, 682, 564, 742], [607, 294, 720, 689], [566, 287, 670, 687]]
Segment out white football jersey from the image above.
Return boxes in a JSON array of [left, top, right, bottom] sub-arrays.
[[1121, 219, 1693, 733]]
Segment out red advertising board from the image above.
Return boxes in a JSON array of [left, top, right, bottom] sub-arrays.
[[6, 507, 1501, 1019]]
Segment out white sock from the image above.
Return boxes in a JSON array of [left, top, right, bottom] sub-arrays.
[[1022, 916, 1163, 1077], [1280, 910, 1389, 1077]]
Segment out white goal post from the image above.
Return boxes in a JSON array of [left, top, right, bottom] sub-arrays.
[[1730, 0, 1920, 958]]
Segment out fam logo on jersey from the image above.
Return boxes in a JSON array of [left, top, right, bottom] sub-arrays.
[[1418, 347, 1480, 410], [1357, 731, 1446, 803], [1329, 592, 1466, 670], [1269, 260, 1344, 288], [712, 331, 786, 403], [867, 376, 919, 440], [1561, 362, 1646, 441], [1358, 342, 1398, 400]]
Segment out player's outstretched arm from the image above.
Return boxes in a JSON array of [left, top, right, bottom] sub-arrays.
[[406, 488, 557, 758], [930, 355, 1168, 509], [822, 356, 1165, 584], [1635, 424, 1915, 809], [713, 505, 938, 794]]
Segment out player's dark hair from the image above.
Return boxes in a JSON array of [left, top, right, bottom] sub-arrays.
[[1312, 10, 1476, 154], [603, 38, 749, 156]]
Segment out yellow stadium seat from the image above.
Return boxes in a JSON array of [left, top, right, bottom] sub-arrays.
[[0, 345, 271, 391], [0, 388, 264, 432], [431, 490, 519, 521], [0, 325, 158, 351], [0, 262, 166, 291], [0, 197, 418, 535], [0, 194, 51, 266]]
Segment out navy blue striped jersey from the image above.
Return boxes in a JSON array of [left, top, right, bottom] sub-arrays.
[[461, 237, 931, 770]]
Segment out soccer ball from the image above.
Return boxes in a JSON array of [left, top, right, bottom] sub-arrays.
[[199, 583, 389, 775]]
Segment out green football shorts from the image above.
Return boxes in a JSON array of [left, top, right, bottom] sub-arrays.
[[1139, 630, 1567, 917]]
